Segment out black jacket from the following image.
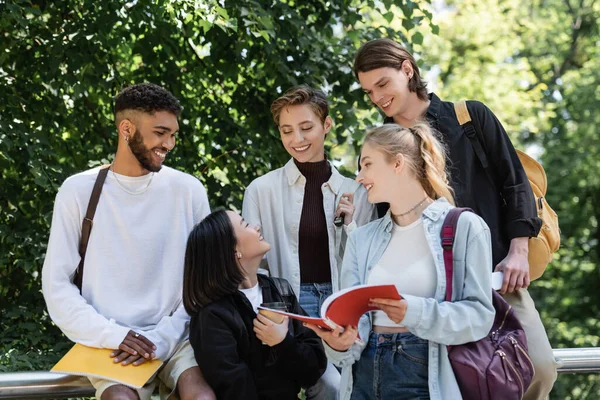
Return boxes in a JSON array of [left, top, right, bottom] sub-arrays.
[[382, 93, 542, 267], [189, 275, 326, 400]]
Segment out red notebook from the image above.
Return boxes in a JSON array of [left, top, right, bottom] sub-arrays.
[[258, 284, 401, 330]]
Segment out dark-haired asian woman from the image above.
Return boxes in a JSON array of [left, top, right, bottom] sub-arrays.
[[183, 210, 326, 400]]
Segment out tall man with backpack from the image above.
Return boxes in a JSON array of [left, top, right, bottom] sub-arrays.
[[42, 83, 215, 400], [353, 38, 558, 399]]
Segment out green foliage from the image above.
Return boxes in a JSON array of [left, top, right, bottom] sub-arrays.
[[2, 0, 599, 398], [0, 0, 432, 373]]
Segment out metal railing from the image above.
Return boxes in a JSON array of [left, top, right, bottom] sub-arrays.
[[0, 348, 599, 399], [554, 348, 600, 373]]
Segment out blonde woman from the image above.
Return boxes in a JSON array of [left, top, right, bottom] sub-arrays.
[[306, 123, 495, 400]]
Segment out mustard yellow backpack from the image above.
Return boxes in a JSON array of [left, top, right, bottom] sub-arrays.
[[454, 101, 560, 280]]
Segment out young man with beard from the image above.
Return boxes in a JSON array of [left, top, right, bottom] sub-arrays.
[[42, 83, 215, 400], [352, 38, 557, 400]]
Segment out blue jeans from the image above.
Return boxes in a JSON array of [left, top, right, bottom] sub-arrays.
[[299, 282, 333, 318], [351, 332, 429, 400], [300, 282, 340, 400]]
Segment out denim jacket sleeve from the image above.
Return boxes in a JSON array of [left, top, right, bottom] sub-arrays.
[[401, 213, 495, 345]]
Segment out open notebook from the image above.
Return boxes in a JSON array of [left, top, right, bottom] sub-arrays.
[[258, 272, 505, 330], [259, 283, 402, 330], [51, 343, 163, 388]]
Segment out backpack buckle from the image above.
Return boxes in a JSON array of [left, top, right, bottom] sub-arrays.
[[441, 237, 454, 250]]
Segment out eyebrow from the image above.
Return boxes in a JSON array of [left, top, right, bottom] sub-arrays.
[[280, 120, 314, 128], [153, 125, 174, 132], [363, 77, 387, 92], [239, 218, 246, 226]]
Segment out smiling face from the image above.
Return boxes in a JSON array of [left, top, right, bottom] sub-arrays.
[[278, 104, 331, 163], [227, 211, 271, 262], [358, 65, 415, 119], [122, 110, 179, 172], [357, 142, 401, 204]]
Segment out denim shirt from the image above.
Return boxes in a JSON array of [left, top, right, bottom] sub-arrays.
[[242, 159, 376, 297], [325, 198, 495, 400]]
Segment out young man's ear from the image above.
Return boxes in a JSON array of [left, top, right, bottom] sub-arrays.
[[118, 119, 135, 142], [324, 115, 333, 135], [401, 59, 414, 80]]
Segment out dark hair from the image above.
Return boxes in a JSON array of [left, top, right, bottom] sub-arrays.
[[354, 39, 428, 101], [270, 85, 329, 125], [114, 83, 182, 117], [183, 210, 245, 315]]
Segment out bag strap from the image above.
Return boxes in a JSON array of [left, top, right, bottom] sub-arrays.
[[441, 207, 473, 301], [74, 166, 110, 293], [270, 277, 294, 297], [454, 101, 497, 185]]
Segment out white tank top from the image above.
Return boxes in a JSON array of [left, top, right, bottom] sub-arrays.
[[367, 218, 437, 327]]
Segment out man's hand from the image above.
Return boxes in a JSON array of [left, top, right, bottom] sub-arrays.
[[495, 237, 530, 294], [304, 324, 358, 352], [335, 192, 355, 226], [110, 350, 149, 366], [369, 298, 408, 324], [110, 330, 156, 366], [253, 314, 288, 347]]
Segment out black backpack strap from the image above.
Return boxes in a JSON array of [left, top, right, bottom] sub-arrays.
[[74, 166, 110, 293], [271, 277, 294, 298], [454, 101, 496, 187], [270, 277, 298, 313]]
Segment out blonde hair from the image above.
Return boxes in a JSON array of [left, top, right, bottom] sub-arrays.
[[364, 123, 455, 204], [270, 85, 329, 126]]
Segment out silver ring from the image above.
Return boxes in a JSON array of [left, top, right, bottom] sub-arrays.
[[134, 333, 140, 338], [342, 196, 349, 201]]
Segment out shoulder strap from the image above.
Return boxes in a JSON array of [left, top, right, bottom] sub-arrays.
[[454, 101, 495, 180], [74, 166, 110, 293], [271, 277, 294, 299], [454, 101, 488, 169], [441, 207, 473, 302]]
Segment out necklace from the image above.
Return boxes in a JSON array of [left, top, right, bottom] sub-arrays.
[[393, 196, 431, 219], [110, 165, 154, 195]]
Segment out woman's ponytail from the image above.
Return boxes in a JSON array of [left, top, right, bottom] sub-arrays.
[[410, 123, 455, 205]]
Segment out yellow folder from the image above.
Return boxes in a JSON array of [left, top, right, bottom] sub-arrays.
[[51, 343, 163, 388]]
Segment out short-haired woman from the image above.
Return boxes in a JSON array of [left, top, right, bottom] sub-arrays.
[[242, 85, 376, 399]]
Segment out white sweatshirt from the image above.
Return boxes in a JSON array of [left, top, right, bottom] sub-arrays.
[[42, 166, 210, 360]]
